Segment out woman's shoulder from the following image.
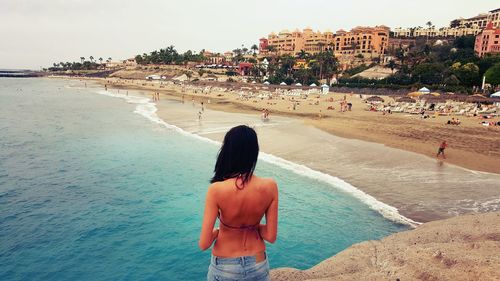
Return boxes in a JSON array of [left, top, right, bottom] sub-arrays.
[[253, 176, 277, 189]]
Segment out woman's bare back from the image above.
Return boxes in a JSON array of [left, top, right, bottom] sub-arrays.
[[199, 175, 278, 257]]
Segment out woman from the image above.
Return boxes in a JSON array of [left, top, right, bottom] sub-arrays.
[[199, 125, 278, 281]]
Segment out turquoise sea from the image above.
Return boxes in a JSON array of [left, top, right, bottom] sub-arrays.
[[0, 78, 408, 280]]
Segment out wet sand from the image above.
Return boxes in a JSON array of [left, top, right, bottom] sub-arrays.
[[152, 97, 500, 223]]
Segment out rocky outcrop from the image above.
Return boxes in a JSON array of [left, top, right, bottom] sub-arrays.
[[271, 212, 500, 281]]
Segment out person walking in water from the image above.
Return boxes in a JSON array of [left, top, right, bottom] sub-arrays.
[[199, 125, 278, 281], [437, 141, 448, 159]]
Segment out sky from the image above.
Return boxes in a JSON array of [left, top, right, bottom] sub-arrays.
[[0, 0, 498, 69]]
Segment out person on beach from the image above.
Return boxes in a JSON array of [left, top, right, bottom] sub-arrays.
[[437, 141, 448, 159], [199, 125, 278, 281]]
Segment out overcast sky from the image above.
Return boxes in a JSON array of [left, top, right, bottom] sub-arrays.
[[0, 0, 498, 69]]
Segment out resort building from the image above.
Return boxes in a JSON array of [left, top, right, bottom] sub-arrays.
[[394, 8, 500, 39], [122, 58, 137, 67], [202, 51, 230, 65], [487, 8, 500, 28], [333, 26, 390, 57], [393, 26, 482, 38], [260, 26, 389, 57], [474, 22, 500, 57], [302, 28, 335, 54], [452, 13, 489, 29], [262, 29, 307, 56]]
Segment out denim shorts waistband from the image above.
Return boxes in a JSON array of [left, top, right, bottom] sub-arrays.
[[211, 252, 266, 266]]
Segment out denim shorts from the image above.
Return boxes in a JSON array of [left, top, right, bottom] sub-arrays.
[[207, 253, 270, 281]]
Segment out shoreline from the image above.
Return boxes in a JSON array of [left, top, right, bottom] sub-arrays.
[[61, 76, 500, 223], [83, 76, 500, 174]]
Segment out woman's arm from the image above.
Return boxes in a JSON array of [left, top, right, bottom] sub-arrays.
[[259, 180, 278, 243], [199, 184, 219, 251]]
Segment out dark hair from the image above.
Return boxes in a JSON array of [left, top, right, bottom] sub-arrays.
[[210, 125, 259, 186]]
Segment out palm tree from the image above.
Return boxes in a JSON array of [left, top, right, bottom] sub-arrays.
[[99, 57, 103, 65], [317, 42, 325, 53], [267, 45, 276, 56], [80, 57, 85, 63], [387, 60, 397, 74], [108, 57, 112, 61], [89, 56, 94, 63], [251, 44, 258, 55], [425, 21, 433, 44], [297, 50, 308, 60]]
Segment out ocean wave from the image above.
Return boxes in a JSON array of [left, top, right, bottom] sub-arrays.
[[94, 89, 420, 227]]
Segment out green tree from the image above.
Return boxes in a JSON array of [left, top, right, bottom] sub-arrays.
[[485, 63, 500, 87], [251, 44, 258, 55], [425, 21, 432, 44], [451, 62, 480, 87], [297, 50, 308, 60], [135, 55, 144, 65], [412, 63, 445, 84], [387, 60, 397, 74]]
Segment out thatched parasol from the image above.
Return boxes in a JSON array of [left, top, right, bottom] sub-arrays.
[[407, 91, 424, 98], [366, 96, 385, 102], [396, 96, 416, 103], [466, 94, 490, 103], [419, 94, 437, 100]]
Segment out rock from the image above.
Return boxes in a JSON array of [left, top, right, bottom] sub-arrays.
[[270, 212, 500, 281]]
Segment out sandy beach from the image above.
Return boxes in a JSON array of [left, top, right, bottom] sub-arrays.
[[98, 76, 500, 174], [63, 76, 500, 223]]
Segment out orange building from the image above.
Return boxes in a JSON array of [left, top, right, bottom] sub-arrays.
[[264, 29, 305, 56], [333, 26, 389, 57], [260, 26, 389, 58], [475, 22, 500, 57]]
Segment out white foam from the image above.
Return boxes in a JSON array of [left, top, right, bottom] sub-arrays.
[[95, 89, 420, 227]]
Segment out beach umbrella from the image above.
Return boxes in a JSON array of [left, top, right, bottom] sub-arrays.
[[366, 96, 385, 102], [263, 81, 270, 85], [295, 83, 302, 86], [430, 92, 440, 96], [280, 82, 287, 86], [490, 91, 500, 98], [309, 83, 317, 87], [396, 96, 416, 103], [251, 81, 256, 84], [466, 94, 490, 103], [419, 93, 437, 100], [407, 91, 424, 98], [418, 87, 431, 93]]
